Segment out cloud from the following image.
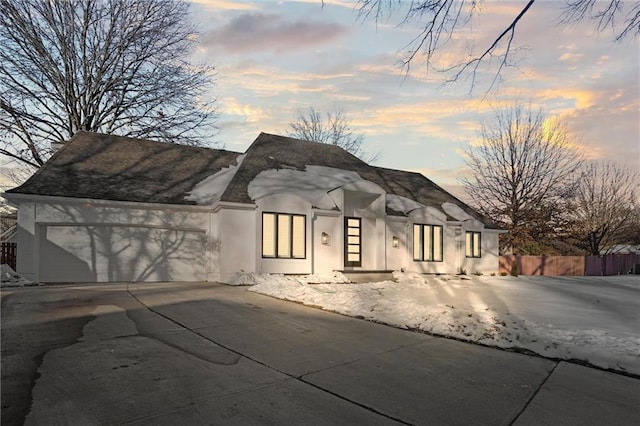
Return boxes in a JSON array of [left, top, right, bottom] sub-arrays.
[[202, 12, 350, 54], [190, 0, 258, 11]]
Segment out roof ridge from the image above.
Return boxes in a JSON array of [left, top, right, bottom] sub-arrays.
[[257, 132, 366, 159]]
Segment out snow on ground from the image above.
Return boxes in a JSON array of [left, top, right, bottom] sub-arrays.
[[226, 271, 350, 286], [1, 264, 38, 287], [246, 272, 640, 375]]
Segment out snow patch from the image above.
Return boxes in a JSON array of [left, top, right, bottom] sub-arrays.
[[1, 264, 38, 287], [386, 194, 425, 214], [247, 166, 373, 209], [295, 271, 351, 284], [224, 271, 351, 286], [246, 272, 640, 375], [441, 202, 471, 221], [185, 154, 245, 205], [391, 270, 434, 284]]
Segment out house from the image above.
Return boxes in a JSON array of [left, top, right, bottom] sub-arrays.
[[4, 132, 503, 283]]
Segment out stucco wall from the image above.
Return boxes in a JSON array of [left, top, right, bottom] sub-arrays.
[[312, 212, 342, 273], [218, 207, 257, 281], [16, 202, 36, 281], [386, 218, 408, 271], [12, 193, 502, 282]]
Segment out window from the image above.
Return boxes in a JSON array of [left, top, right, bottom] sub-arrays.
[[465, 231, 481, 258], [413, 224, 443, 262], [262, 213, 306, 259]]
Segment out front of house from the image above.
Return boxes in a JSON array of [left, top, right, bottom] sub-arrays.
[[4, 132, 502, 283]]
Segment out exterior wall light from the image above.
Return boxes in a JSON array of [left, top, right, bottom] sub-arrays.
[[392, 235, 399, 248], [321, 232, 330, 245]]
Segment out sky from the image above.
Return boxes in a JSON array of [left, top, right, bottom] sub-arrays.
[[0, 0, 637, 199], [188, 0, 639, 199]]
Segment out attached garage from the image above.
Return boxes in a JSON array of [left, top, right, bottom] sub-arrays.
[[38, 224, 206, 282]]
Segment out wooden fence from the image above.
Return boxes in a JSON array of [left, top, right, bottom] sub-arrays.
[[1, 242, 17, 271], [499, 254, 640, 276]]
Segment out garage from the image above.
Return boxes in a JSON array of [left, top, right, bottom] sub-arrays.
[[38, 224, 206, 282]]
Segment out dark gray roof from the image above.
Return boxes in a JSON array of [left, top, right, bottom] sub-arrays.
[[6, 131, 242, 205], [221, 133, 500, 229], [7, 131, 500, 229]]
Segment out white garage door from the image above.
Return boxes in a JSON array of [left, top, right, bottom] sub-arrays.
[[39, 225, 206, 282]]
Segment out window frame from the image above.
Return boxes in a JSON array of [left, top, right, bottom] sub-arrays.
[[465, 231, 482, 258], [344, 217, 362, 267], [262, 212, 306, 259], [413, 223, 443, 262]]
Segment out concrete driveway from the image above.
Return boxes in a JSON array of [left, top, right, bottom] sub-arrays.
[[2, 282, 639, 425]]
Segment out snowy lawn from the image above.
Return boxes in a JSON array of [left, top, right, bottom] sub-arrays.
[[239, 272, 640, 376]]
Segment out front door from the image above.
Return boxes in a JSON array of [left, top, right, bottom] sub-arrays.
[[344, 217, 362, 267]]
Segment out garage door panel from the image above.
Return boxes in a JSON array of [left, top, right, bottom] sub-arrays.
[[39, 225, 206, 282]]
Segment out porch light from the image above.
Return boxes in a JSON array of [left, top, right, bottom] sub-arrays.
[[321, 232, 330, 245], [392, 235, 399, 248]]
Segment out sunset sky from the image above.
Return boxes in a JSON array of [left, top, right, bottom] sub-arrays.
[[0, 1, 637, 198], [190, 0, 639, 198]]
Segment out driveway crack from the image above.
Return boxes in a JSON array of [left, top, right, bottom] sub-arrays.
[[508, 361, 559, 425], [126, 285, 412, 425]]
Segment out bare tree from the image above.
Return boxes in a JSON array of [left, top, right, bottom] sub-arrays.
[[0, 0, 217, 171], [462, 102, 583, 254], [357, 0, 639, 91], [287, 107, 379, 163], [568, 161, 639, 255]]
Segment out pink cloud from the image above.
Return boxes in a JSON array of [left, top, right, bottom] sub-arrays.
[[203, 12, 350, 54]]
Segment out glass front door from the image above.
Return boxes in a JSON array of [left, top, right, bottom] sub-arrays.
[[344, 217, 361, 267]]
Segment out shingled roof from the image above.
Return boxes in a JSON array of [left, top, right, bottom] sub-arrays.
[[6, 131, 242, 205], [7, 131, 500, 229]]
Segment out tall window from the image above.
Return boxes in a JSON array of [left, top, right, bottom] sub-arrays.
[[413, 224, 443, 262], [262, 213, 306, 259], [465, 231, 481, 258]]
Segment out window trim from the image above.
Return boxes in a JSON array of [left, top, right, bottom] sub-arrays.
[[413, 223, 443, 262], [262, 212, 306, 259], [465, 231, 482, 258]]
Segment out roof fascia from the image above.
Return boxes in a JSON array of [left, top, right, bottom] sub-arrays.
[[2, 192, 214, 213], [312, 209, 341, 218], [212, 201, 257, 213]]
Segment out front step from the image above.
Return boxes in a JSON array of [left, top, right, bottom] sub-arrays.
[[340, 270, 394, 283]]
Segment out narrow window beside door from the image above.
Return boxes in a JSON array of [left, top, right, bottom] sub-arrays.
[[262, 213, 306, 259]]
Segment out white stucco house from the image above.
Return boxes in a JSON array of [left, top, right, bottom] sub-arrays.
[[4, 132, 503, 283]]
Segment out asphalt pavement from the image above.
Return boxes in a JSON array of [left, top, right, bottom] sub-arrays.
[[2, 282, 639, 425]]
